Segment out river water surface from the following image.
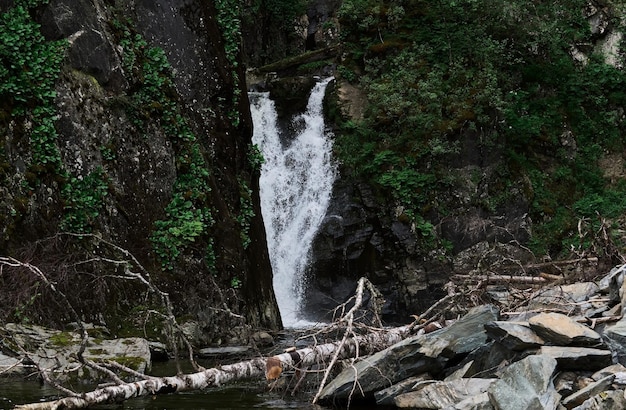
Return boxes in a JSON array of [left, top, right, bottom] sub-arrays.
[[1, 360, 324, 409]]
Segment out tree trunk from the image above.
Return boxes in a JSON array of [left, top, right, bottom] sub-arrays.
[[15, 326, 413, 409]]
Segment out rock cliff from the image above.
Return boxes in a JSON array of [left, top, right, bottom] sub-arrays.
[[0, 0, 280, 343], [247, 0, 626, 324]]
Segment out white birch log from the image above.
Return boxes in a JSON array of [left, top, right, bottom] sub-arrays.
[[15, 326, 413, 409]]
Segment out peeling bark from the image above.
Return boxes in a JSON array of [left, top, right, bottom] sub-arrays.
[[15, 326, 413, 409]]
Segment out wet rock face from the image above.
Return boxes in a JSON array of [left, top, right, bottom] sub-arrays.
[[39, 0, 126, 90], [0, 0, 280, 339], [303, 146, 536, 325], [300, 82, 534, 324], [305, 175, 452, 323]]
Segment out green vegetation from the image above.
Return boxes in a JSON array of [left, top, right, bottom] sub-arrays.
[[215, 0, 243, 127], [237, 178, 255, 249], [244, 0, 306, 32], [335, 0, 626, 257], [112, 18, 216, 270], [111, 355, 145, 371], [0, 0, 66, 176], [248, 143, 265, 172], [60, 167, 109, 233], [0, 1, 114, 236], [49, 331, 76, 347]]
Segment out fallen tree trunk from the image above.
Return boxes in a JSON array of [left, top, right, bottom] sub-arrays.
[[15, 325, 414, 409], [452, 274, 549, 285]]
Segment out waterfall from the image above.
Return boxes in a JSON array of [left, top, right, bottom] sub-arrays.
[[250, 77, 336, 327]]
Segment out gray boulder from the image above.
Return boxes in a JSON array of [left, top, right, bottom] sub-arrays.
[[570, 390, 626, 410], [395, 378, 497, 409], [528, 313, 602, 346], [602, 318, 626, 365], [374, 374, 433, 405], [561, 375, 615, 409], [538, 346, 612, 370], [528, 283, 600, 318], [488, 355, 561, 410], [485, 321, 545, 351], [2, 323, 151, 382], [318, 304, 499, 401]]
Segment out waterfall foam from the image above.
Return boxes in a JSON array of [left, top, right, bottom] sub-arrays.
[[250, 77, 336, 327]]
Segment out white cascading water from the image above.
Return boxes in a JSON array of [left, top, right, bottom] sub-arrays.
[[250, 77, 336, 327]]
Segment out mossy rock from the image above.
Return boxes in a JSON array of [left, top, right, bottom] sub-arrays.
[[49, 331, 79, 347]]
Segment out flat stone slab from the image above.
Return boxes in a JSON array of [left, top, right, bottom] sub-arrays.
[[374, 374, 433, 405], [85, 337, 152, 374], [395, 378, 497, 409], [562, 375, 615, 409], [0, 352, 25, 377], [488, 355, 560, 410], [539, 346, 612, 370], [485, 321, 545, 351], [528, 282, 600, 318], [571, 390, 626, 410], [591, 363, 626, 381], [528, 312, 602, 346], [318, 304, 499, 401]]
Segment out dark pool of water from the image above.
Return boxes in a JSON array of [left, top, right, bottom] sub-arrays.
[[1, 358, 349, 410], [0, 378, 325, 410], [0, 371, 337, 410], [1, 333, 383, 410]]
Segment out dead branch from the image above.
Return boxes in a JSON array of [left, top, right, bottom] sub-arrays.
[[15, 323, 413, 409], [0, 239, 207, 396], [0, 257, 134, 385], [452, 274, 549, 286], [59, 233, 202, 372], [312, 277, 370, 404]]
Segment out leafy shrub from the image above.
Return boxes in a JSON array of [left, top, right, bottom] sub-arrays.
[[335, 0, 626, 256], [60, 168, 110, 233], [0, 0, 66, 174]]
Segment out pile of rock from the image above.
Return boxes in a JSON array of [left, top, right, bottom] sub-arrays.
[[319, 264, 626, 409]]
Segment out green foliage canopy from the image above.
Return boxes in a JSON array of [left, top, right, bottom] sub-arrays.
[[336, 0, 626, 256]]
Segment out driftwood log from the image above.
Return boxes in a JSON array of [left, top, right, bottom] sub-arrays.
[[15, 324, 413, 409]]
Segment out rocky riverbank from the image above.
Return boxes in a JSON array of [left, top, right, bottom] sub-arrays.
[[4, 264, 626, 410], [318, 264, 626, 409], [0, 323, 154, 384]]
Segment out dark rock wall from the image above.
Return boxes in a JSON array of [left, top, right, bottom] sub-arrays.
[[241, 0, 340, 67], [0, 0, 280, 341]]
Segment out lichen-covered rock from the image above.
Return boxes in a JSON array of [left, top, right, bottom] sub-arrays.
[[395, 378, 497, 409], [1, 323, 151, 382]]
